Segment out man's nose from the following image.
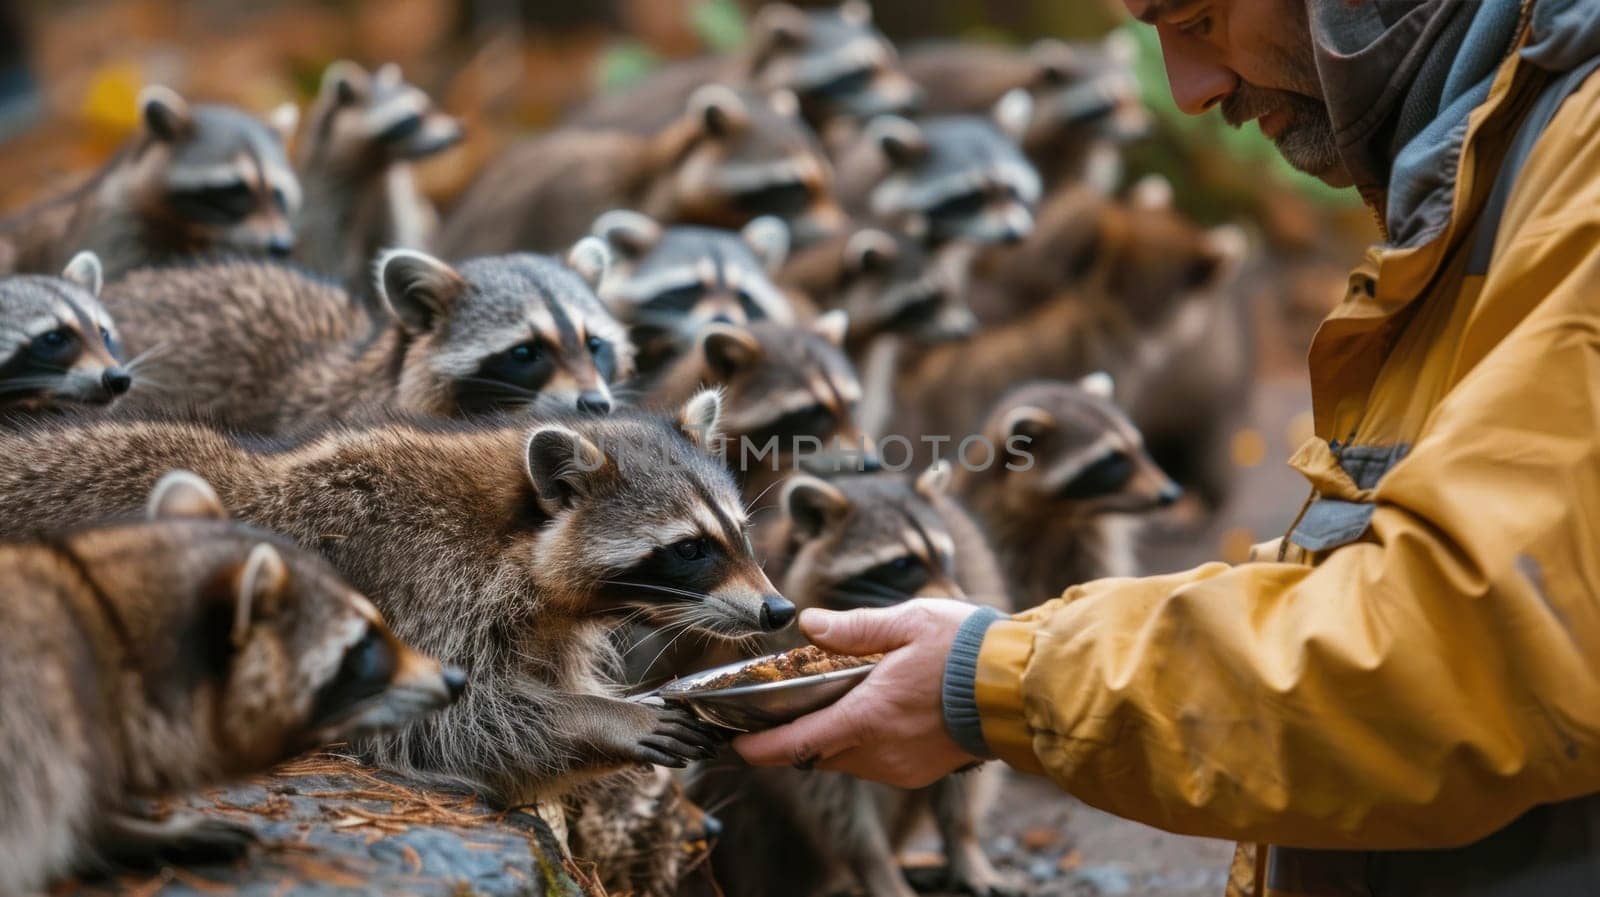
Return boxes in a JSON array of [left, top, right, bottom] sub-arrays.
[[1158, 29, 1238, 115]]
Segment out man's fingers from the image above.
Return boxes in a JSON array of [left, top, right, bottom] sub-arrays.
[[732, 694, 869, 767], [800, 604, 918, 655]]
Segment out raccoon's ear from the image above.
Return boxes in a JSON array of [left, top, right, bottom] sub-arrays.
[[566, 236, 613, 290], [1000, 404, 1055, 445], [267, 102, 300, 145], [1192, 225, 1247, 290], [741, 216, 790, 273], [844, 229, 897, 275], [592, 209, 662, 259], [1104, 30, 1139, 66], [700, 324, 762, 381], [866, 116, 926, 168], [60, 251, 103, 298], [321, 60, 366, 106], [148, 470, 228, 521], [232, 543, 287, 647], [812, 310, 849, 348], [689, 85, 748, 139], [994, 88, 1034, 142], [678, 388, 723, 452], [377, 249, 466, 334], [1079, 371, 1116, 400], [1030, 39, 1076, 85], [525, 426, 610, 513], [768, 89, 801, 120], [916, 460, 953, 498], [782, 474, 850, 538], [1129, 174, 1174, 211], [839, 0, 872, 26], [750, 4, 810, 53], [139, 86, 194, 142], [375, 62, 403, 88]]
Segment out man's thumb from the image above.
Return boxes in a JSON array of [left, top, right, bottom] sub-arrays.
[[800, 606, 912, 655]]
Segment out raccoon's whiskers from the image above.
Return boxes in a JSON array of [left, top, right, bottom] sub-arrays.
[[599, 579, 716, 603]]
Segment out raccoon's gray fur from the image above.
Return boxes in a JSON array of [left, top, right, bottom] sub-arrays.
[[903, 34, 1147, 191], [294, 60, 463, 303], [439, 85, 843, 258], [951, 379, 1180, 609], [0, 471, 458, 896], [0, 252, 132, 418], [690, 465, 1013, 897], [0, 398, 792, 805], [588, 209, 796, 377], [103, 245, 630, 432], [0, 87, 300, 279], [648, 313, 870, 504], [833, 108, 1039, 250], [565, 765, 722, 897], [565, 2, 919, 140]]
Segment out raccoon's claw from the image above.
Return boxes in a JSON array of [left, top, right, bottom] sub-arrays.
[[635, 707, 722, 766]]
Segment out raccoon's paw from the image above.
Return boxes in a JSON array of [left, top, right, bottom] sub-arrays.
[[634, 705, 724, 768], [100, 811, 259, 870]]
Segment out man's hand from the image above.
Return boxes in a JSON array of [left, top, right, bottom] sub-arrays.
[[733, 598, 983, 788]]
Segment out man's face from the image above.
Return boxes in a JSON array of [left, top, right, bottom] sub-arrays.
[[1125, 0, 1351, 186]]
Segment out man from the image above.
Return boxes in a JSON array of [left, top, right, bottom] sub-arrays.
[[735, 1, 1600, 895]]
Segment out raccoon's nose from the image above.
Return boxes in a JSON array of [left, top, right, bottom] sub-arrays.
[[577, 392, 612, 415], [267, 236, 295, 258], [102, 369, 133, 396], [442, 666, 469, 701], [1157, 483, 1184, 507], [708, 312, 737, 326], [760, 594, 797, 631]]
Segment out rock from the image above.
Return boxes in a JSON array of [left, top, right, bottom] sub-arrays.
[[54, 754, 599, 897]]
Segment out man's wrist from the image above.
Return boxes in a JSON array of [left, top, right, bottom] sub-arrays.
[[940, 606, 1007, 759]]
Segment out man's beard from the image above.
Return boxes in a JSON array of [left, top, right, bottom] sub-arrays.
[[1221, 85, 1348, 186]]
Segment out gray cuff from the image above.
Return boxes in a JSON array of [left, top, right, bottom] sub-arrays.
[[941, 606, 1006, 759]]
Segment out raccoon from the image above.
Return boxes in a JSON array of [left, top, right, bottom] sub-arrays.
[[903, 33, 1148, 191], [691, 465, 1014, 897], [0, 252, 132, 418], [0, 395, 792, 805], [440, 86, 844, 259], [951, 378, 1179, 609], [0, 86, 300, 279], [0, 470, 460, 896], [294, 60, 464, 303], [565, 765, 723, 897], [833, 106, 1040, 251], [565, 2, 919, 141], [102, 243, 630, 432], [648, 312, 872, 505], [588, 209, 796, 378]]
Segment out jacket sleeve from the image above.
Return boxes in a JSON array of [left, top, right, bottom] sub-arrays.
[[975, 215, 1600, 851]]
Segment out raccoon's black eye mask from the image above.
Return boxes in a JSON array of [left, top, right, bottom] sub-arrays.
[[27, 328, 80, 366], [378, 114, 424, 144], [597, 537, 734, 608], [734, 180, 813, 218], [308, 625, 398, 728], [457, 341, 556, 413], [168, 181, 259, 225], [744, 404, 839, 447], [1058, 450, 1134, 501], [810, 66, 876, 102], [827, 555, 932, 609]]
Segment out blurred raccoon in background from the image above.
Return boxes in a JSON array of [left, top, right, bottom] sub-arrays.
[[103, 241, 629, 432], [952, 378, 1179, 609], [833, 105, 1040, 252], [0, 252, 132, 419], [693, 464, 1016, 897], [904, 33, 1148, 192], [566, 2, 919, 145], [0, 86, 300, 278], [0, 471, 459, 896], [439, 86, 844, 257], [588, 209, 795, 378], [294, 60, 463, 305]]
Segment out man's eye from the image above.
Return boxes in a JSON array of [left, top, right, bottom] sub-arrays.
[[1176, 14, 1213, 37]]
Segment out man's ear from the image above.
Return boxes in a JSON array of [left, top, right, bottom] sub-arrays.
[[688, 84, 749, 139], [782, 474, 851, 539], [591, 209, 663, 260], [148, 470, 228, 521], [915, 460, 952, 499], [677, 388, 723, 452], [60, 251, 103, 298], [700, 324, 762, 382], [741, 216, 790, 273], [866, 115, 926, 168], [1079, 371, 1116, 400], [566, 236, 612, 290], [1191, 224, 1247, 291], [139, 86, 194, 142], [233, 543, 288, 647], [525, 426, 609, 515], [812, 309, 849, 348], [376, 249, 467, 334]]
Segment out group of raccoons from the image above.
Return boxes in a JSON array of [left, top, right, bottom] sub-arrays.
[[0, 4, 1253, 896]]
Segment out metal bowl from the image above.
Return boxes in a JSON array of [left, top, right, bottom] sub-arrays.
[[654, 652, 878, 732]]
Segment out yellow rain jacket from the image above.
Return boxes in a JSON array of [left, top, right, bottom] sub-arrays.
[[971, 7, 1600, 896]]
